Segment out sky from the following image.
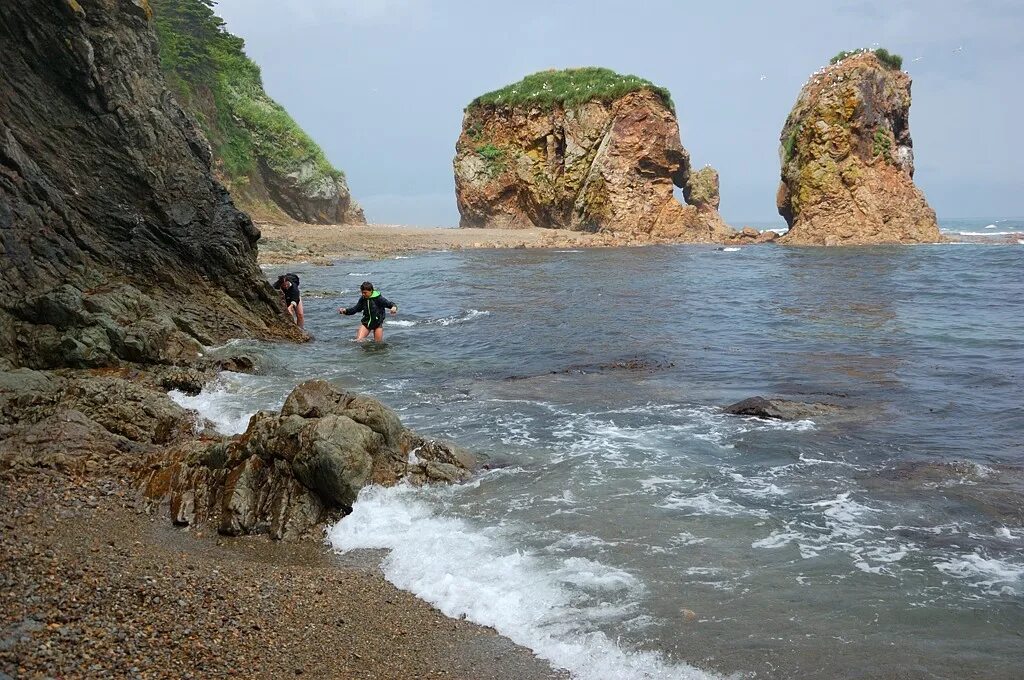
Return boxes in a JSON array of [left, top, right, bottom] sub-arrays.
[[214, 0, 1024, 226]]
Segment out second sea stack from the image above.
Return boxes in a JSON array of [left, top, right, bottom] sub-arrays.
[[777, 50, 941, 245], [454, 68, 733, 241]]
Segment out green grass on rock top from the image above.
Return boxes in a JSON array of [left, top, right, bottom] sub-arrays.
[[830, 48, 903, 70], [469, 67, 674, 112], [151, 0, 342, 190]]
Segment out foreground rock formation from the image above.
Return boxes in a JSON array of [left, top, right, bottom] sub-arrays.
[[141, 380, 476, 539], [0, 0, 302, 370], [151, 0, 365, 225], [454, 68, 734, 241], [777, 50, 940, 245]]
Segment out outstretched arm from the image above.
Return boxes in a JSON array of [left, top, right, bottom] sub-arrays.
[[339, 297, 365, 315], [380, 296, 398, 314]]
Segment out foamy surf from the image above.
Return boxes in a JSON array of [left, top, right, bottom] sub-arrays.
[[328, 484, 732, 680], [168, 372, 284, 435]]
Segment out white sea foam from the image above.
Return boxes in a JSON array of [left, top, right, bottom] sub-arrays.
[[658, 491, 768, 518], [328, 485, 730, 680], [958, 231, 1018, 236], [935, 553, 1024, 596], [168, 372, 281, 435], [347, 272, 371, 276], [387, 319, 418, 327], [720, 247, 741, 252], [433, 309, 491, 326], [554, 249, 583, 253]]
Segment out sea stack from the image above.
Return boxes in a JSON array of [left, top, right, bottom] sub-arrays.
[[454, 68, 734, 241], [777, 50, 941, 245], [0, 0, 301, 370]]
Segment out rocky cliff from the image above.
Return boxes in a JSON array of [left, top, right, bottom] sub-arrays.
[[0, 0, 302, 370], [777, 50, 940, 245], [454, 68, 734, 241], [151, 0, 365, 225]]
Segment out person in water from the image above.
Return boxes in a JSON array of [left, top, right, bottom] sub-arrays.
[[339, 281, 398, 342], [272, 273, 304, 328]]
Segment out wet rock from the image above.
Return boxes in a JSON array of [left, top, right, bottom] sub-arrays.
[[723, 396, 841, 421], [142, 380, 478, 539]]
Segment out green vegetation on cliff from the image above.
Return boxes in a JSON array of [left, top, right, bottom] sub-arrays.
[[151, 0, 341, 189], [830, 48, 903, 70], [469, 67, 674, 112]]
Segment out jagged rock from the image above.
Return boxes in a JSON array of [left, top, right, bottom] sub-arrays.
[[259, 158, 366, 225], [0, 0, 301, 371], [454, 69, 734, 241], [723, 396, 841, 421], [777, 51, 941, 245], [142, 380, 478, 539], [0, 369, 199, 471], [684, 166, 721, 211]]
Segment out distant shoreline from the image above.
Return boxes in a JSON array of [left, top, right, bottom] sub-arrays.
[[256, 220, 1022, 265]]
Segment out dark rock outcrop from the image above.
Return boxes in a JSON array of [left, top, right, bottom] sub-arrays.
[[0, 0, 301, 370], [0, 367, 202, 473], [777, 51, 941, 245], [723, 396, 841, 421], [454, 70, 734, 241], [141, 380, 477, 539]]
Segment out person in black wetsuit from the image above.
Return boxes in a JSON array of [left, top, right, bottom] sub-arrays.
[[272, 273, 304, 328], [338, 281, 397, 342]]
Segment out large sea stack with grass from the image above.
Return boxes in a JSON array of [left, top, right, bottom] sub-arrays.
[[777, 49, 940, 245], [151, 0, 364, 224], [454, 68, 735, 241]]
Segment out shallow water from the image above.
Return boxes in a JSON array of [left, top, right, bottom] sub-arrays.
[[182, 241, 1023, 679]]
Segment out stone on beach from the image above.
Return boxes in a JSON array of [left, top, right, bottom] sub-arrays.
[[141, 380, 477, 539]]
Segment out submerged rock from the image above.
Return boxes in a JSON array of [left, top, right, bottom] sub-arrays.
[[141, 380, 477, 539], [776, 50, 941, 245], [0, 0, 301, 371], [864, 461, 1024, 527], [454, 68, 734, 241]]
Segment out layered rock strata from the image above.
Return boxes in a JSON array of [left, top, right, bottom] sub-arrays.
[[455, 71, 733, 241], [140, 380, 476, 539], [777, 51, 940, 245], [0, 0, 302, 370]]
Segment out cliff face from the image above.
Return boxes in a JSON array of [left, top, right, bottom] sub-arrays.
[[151, 0, 365, 225], [777, 51, 940, 245], [454, 70, 733, 241], [0, 0, 302, 370]]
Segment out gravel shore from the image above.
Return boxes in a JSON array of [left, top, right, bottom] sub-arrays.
[[0, 466, 564, 679]]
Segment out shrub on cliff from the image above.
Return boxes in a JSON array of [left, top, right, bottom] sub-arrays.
[[469, 67, 674, 112], [830, 48, 903, 70], [151, 0, 342, 190]]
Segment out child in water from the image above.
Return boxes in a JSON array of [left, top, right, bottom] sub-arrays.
[[338, 281, 397, 342]]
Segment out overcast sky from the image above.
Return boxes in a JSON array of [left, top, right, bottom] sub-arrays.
[[215, 0, 1023, 226]]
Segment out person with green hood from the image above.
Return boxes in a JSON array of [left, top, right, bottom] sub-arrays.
[[338, 281, 398, 342]]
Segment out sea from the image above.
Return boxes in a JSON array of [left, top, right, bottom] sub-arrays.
[[172, 218, 1023, 679]]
